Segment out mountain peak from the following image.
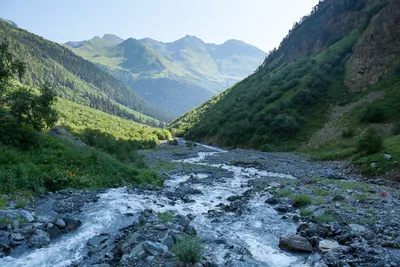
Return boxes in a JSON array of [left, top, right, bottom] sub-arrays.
[[102, 34, 124, 45]]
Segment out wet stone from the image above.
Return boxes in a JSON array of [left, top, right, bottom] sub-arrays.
[[279, 234, 313, 253]]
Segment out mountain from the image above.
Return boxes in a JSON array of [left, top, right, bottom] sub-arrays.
[[170, 0, 400, 160], [0, 18, 18, 28], [66, 35, 266, 117], [0, 21, 171, 126]]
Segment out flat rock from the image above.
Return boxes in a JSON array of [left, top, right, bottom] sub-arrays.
[[348, 224, 367, 232], [319, 239, 341, 252], [279, 235, 313, 253]]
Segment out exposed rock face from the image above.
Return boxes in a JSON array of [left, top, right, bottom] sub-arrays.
[[346, 0, 400, 92]]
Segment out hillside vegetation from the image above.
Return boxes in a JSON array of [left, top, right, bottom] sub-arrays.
[[0, 41, 168, 195], [66, 35, 266, 117], [0, 20, 170, 126], [170, 0, 400, 174]]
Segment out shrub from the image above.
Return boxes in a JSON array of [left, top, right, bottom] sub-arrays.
[[315, 213, 335, 223], [391, 123, 400, 135], [271, 114, 299, 136], [172, 236, 204, 263], [356, 128, 383, 154], [341, 128, 355, 138], [292, 194, 312, 207], [157, 211, 176, 223], [276, 188, 292, 197], [0, 196, 7, 209], [361, 106, 386, 123], [168, 139, 179, 146], [186, 141, 196, 148], [300, 208, 313, 217], [14, 197, 29, 209]]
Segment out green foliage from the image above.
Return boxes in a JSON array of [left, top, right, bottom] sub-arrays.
[[360, 106, 386, 123], [55, 98, 171, 143], [276, 188, 292, 197], [0, 196, 6, 209], [186, 141, 196, 148], [168, 139, 179, 146], [390, 123, 400, 135], [292, 194, 312, 207], [300, 208, 313, 217], [171, 236, 204, 264], [356, 128, 383, 154], [0, 20, 170, 125], [315, 213, 335, 223], [157, 211, 176, 223], [14, 197, 29, 209], [0, 135, 163, 194], [341, 128, 355, 138]]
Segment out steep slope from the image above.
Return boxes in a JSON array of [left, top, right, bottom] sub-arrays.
[[0, 21, 170, 126], [170, 0, 400, 154], [66, 35, 266, 117]]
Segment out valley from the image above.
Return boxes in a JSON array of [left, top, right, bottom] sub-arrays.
[[0, 141, 399, 266]]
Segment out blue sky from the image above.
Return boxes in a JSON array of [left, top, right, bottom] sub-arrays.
[[0, 0, 319, 52]]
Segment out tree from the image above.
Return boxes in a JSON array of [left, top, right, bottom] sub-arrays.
[[0, 41, 57, 138]]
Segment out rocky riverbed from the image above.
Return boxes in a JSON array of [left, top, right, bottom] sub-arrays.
[[0, 140, 399, 266]]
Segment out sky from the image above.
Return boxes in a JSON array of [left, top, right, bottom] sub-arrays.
[[0, 0, 320, 52]]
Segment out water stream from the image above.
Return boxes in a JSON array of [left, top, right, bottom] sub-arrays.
[[0, 145, 309, 267]]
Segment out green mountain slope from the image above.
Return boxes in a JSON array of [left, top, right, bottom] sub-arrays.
[[170, 0, 400, 159], [0, 21, 171, 126], [66, 35, 266, 117]]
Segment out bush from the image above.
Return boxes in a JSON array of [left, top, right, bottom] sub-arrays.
[[391, 123, 400, 135], [341, 128, 355, 138], [292, 194, 312, 207], [271, 114, 299, 136], [157, 211, 176, 223], [361, 106, 386, 123], [168, 139, 179, 146], [172, 236, 204, 263], [186, 141, 196, 148], [356, 128, 383, 154], [276, 188, 292, 197]]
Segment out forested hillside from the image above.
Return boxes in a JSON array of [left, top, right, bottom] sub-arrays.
[[66, 35, 266, 117], [0, 21, 171, 126], [170, 0, 400, 173]]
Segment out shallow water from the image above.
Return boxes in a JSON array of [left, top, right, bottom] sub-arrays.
[[0, 146, 308, 267]]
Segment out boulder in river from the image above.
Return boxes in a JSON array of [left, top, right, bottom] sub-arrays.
[[29, 229, 50, 248], [279, 234, 313, 253]]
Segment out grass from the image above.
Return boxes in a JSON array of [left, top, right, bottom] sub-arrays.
[[312, 197, 327, 205], [157, 211, 176, 223], [171, 236, 204, 264], [0, 134, 163, 194], [315, 213, 335, 223], [292, 194, 312, 207], [300, 208, 313, 217], [276, 188, 292, 197], [0, 196, 7, 209], [14, 197, 29, 209], [314, 188, 330, 197]]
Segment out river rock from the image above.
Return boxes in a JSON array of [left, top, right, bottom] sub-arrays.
[[54, 218, 66, 229], [142, 241, 170, 256], [265, 197, 280, 205], [275, 204, 292, 213], [279, 235, 313, 253], [10, 233, 24, 246], [318, 239, 340, 252], [348, 224, 366, 233], [29, 229, 50, 248], [65, 218, 82, 232], [46, 226, 63, 238], [87, 234, 109, 247], [332, 195, 345, 201]]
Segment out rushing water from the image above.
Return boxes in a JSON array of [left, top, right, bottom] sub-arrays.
[[1, 145, 308, 267]]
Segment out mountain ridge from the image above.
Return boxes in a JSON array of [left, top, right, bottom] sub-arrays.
[[66, 34, 266, 117]]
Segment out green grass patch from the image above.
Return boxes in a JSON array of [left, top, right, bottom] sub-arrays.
[[312, 197, 327, 205], [157, 211, 176, 223], [0, 134, 163, 194], [171, 236, 204, 264], [276, 188, 292, 197], [315, 213, 335, 223], [0, 196, 7, 209], [292, 194, 312, 207], [314, 188, 330, 197], [300, 208, 313, 217]]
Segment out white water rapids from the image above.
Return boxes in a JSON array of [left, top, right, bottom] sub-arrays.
[[0, 145, 310, 267]]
